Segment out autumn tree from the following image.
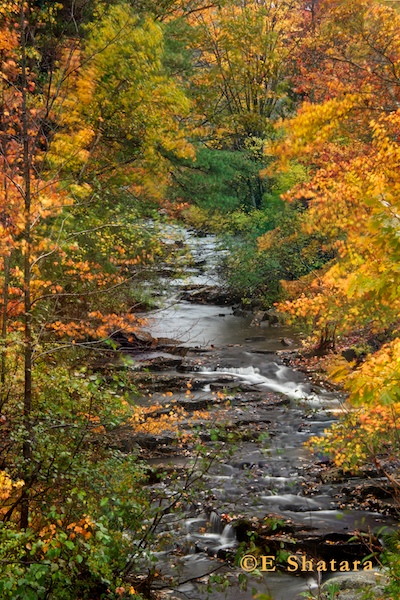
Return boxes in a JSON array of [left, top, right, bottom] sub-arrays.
[[265, 0, 400, 474], [0, 1, 193, 596], [0, 0, 193, 447], [166, 0, 309, 212], [272, 0, 400, 348], [189, 0, 305, 144]]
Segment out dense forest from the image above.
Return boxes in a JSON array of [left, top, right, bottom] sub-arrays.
[[0, 0, 400, 598]]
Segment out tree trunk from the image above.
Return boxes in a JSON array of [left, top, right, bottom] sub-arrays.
[[20, 0, 33, 531], [0, 252, 11, 410]]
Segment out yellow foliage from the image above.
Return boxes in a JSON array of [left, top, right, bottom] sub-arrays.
[[0, 471, 24, 517], [129, 403, 210, 436], [271, 2, 400, 418], [307, 401, 400, 472], [0, 470, 23, 502], [276, 109, 400, 361]]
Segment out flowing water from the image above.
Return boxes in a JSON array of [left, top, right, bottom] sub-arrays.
[[136, 225, 398, 600]]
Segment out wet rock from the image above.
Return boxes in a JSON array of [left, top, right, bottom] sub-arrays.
[[231, 383, 259, 393], [230, 391, 265, 402], [134, 433, 177, 449], [281, 503, 317, 512], [209, 382, 230, 391], [157, 336, 183, 347], [177, 398, 213, 410], [208, 377, 242, 391], [181, 283, 207, 291], [193, 540, 236, 559], [245, 336, 266, 342], [187, 346, 215, 353], [134, 373, 190, 392], [180, 286, 234, 305], [249, 308, 282, 327], [176, 361, 202, 373], [105, 426, 139, 453], [135, 356, 183, 371], [280, 338, 294, 347], [112, 331, 180, 354], [112, 331, 152, 351], [190, 378, 211, 390], [320, 467, 348, 484], [233, 307, 248, 317], [232, 461, 259, 470], [265, 308, 280, 325], [250, 310, 268, 327], [320, 571, 389, 600], [193, 258, 207, 267], [156, 266, 177, 278], [204, 375, 237, 385], [357, 483, 393, 500], [168, 345, 190, 357], [276, 349, 302, 358], [233, 515, 296, 542], [105, 425, 176, 453], [341, 348, 358, 362]]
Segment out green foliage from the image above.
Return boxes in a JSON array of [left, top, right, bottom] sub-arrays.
[[162, 16, 195, 79], [382, 535, 400, 598], [178, 158, 321, 307], [0, 515, 124, 600], [3, 0, 400, 598], [222, 200, 332, 307], [171, 146, 266, 212], [207, 573, 230, 595], [262, 162, 308, 208], [187, 0, 301, 146], [0, 358, 149, 599], [49, 2, 193, 205], [264, 516, 286, 532]]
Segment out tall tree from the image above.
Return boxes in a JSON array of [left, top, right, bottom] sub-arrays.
[[0, 1, 195, 596], [165, 0, 307, 211], [271, 0, 400, 397], [189, 0, 304, 146], [0, 0, 193, 531]]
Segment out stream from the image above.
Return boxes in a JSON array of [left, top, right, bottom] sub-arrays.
[[126, 225, 399, 600]]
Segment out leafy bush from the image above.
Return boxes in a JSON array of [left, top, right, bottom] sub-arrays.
[[170, 146, 265, 213], [222, 201, 332, 307], [0, 361, 148, 599]]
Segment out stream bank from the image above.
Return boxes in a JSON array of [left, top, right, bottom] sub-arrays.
[[108, 225, 399, 600]]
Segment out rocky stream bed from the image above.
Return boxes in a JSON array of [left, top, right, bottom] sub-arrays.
[[108, 226, 399, 600]]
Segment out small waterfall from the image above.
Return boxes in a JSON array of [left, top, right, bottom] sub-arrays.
[[210, 510, 224, 534], [184, 511, 237, 556], [217, 366, 260, 376], [201, 364, 312, 400], [209, 511, 236, 550], [219, 523, 236, 548]]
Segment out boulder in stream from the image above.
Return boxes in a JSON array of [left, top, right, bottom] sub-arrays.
[[250, 308, 282, 327], [250, 310, 268, 326], [180, 285, 234, 305], [320, 570, 388, 599]]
